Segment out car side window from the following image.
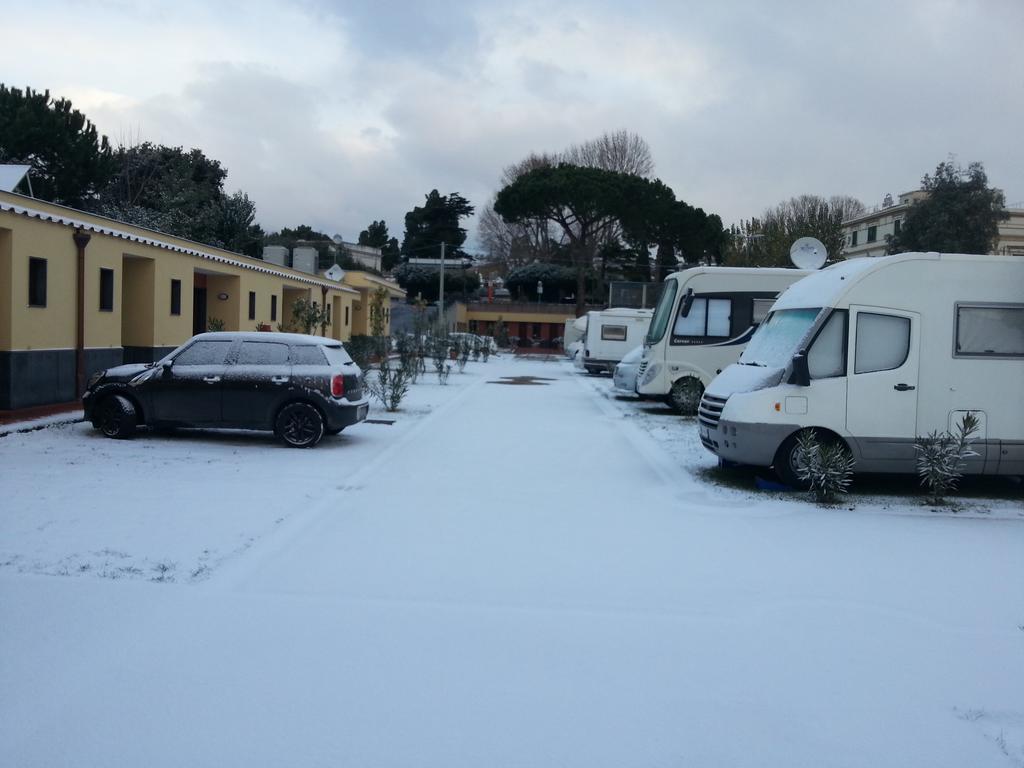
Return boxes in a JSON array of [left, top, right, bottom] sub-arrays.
[[855, 313, 910, 374], [291, 345, 327, 365], [174, 340, 233, 366], [236, 341, 289, 365]]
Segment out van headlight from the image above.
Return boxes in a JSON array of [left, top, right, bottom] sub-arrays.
[[641, 363, 660, 385]]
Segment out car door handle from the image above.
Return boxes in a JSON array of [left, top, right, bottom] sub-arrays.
[[893, 383, 916, 391], [203, 376, 221, 383], [271, 376, 289, 384]]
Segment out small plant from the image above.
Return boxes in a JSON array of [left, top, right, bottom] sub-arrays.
[[915, 412, 980, 505], [430, 336, 450, 380], [290, 297, 332, 335], [456, 338, 471, 372], [481, 344, 491, 362], [369, 359, 411, 411], [207, 317, 225, 331], [438, 362, 451, 385], [794, 429, 855, 504]]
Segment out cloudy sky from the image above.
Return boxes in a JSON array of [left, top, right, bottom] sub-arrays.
[[4, 0, 1023, 252]]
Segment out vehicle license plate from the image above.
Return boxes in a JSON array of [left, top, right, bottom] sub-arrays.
[[357, 404, 369, 420]]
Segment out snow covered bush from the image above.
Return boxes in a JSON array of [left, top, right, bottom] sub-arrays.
[[915, 412, 979, 505], [369, 359, 410, 412], [794, 429, 855, 504], [456, 339, 470, 372]]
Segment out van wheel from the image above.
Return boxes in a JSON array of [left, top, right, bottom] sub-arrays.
[[668, 377, 703, 415], [774, 430, 849, 490], [276, 402, 325, 448], [97, 395, 137, 439]]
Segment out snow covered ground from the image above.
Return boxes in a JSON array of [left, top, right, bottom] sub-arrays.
[[2, 355, 1022, 767]]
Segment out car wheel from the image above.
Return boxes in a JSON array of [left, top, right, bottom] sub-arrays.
[[276, 402, 325, 448], [667, 377, 703, 415], [584, 365, 600, 375], [97, 395, 137, 439]]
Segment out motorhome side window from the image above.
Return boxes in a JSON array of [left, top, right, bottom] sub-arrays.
[[601, 325, 628, 341], [672, 297, 731, 342], [854, 313, 910, 374], [752, 298, 775, 324], [807, 310, 847, 379], [954, 304, 1024, 357]]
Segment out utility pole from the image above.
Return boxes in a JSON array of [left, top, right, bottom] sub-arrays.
[[438, 241, 446, 334]]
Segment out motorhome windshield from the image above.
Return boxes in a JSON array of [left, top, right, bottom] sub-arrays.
[[646, 280, 678, 345], [739, 308, 821, 367]]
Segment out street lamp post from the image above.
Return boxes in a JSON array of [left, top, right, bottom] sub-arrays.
[[537, 280, 543, 304]]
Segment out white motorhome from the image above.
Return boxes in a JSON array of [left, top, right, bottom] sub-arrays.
[[580, 308, 653, 374], [698, 253, 1024, 484], [637, 267, 810, 412]]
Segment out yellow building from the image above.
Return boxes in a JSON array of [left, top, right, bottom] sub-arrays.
[[0, 189, 403, 410], [454, 302, 581, 347]]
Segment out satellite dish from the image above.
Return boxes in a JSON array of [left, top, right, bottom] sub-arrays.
[[790, 237, 828, 270]]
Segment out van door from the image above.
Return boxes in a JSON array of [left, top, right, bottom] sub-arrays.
[[846, 306, 921, 465]]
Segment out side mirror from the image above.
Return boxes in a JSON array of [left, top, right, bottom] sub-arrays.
[[161, 360, 174, 376], [679, 288, 695, 318], [789, 351, 810, 387]]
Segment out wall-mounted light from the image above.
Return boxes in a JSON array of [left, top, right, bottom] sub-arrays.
[[217, 292, 229, 301]]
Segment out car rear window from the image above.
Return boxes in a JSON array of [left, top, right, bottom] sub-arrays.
[[291, 345, 328, 365], [321, 344, 353, 366], [236, 341, 290, 365]]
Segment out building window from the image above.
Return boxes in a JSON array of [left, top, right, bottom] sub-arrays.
[[850, 231, 858, 247], [867, 225, 877, 243], [99, 268, 114, 311], [171, 279, 182, 315], [28, 257, 47, 307], [271, 295, 278, 322], [344, 306, 349, 325], [248, 291, 256, 320], [893, 219, 902, 235]]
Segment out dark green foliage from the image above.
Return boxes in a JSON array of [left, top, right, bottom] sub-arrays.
[[505, 262, 577, 300], [0, 84, 115, 207], [358, 220, 401, 271], [794, 430, 856, 504], [94, 142, 260, 251], [887, 161, 1008, 255], [344, 335, 376, 370], [915, 412, 980, 505], [401, 190, 474, 259], [392, 264, 480, 302]]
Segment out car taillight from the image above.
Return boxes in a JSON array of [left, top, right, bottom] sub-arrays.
[[331, 374, 345, 398]]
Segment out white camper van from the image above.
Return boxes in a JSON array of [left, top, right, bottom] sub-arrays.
[[637, 267, 810, 412], [580, 308, 653, 374], [698, 253, 1024, 484]]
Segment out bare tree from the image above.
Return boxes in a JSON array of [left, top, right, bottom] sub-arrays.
[[560, 130, 654, 178]]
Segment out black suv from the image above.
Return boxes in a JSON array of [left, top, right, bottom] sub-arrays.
[[83, 332, 368, 448]]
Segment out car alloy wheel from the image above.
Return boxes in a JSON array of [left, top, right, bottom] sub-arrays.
[[98, 395, 137, 439], [276, 402, 325, 448]]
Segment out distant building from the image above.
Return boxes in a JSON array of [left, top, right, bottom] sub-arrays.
[[842, 191, 1024, 258]]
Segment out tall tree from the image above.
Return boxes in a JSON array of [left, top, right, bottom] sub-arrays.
[[95, 142, 259, 252], [0, 84, 114, 207], [494, 164, 647, 316], [400, 190, 475, 259], [887, 160, 1008, 254], [358, 220, 401, 271]]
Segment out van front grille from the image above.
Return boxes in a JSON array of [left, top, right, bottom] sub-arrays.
[[698, 393, 728, 430]]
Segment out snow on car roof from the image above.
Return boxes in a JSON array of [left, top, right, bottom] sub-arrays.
[[194, 331, 342, 346]]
